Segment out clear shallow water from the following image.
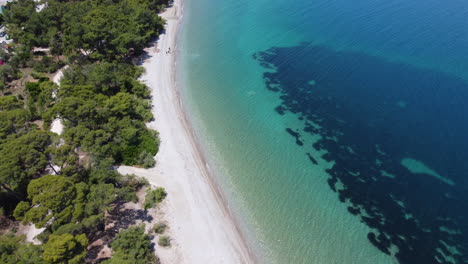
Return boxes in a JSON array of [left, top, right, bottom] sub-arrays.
[[179, 0, 468, 263]]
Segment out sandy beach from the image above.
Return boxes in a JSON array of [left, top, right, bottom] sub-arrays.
[[118, 0, 255, 263]]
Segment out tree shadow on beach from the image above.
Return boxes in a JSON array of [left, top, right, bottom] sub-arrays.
[[86, 201, 154, 263]]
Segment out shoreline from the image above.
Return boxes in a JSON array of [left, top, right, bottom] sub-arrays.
[[118, 0, 256, 263]]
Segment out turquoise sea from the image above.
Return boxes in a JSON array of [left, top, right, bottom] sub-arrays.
[[178, 0, 468, 263]]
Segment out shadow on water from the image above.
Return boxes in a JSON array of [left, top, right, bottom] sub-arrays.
[[254, 43, 468, 264]]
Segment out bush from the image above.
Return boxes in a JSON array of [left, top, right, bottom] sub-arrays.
[[0, 95, 22, 110], [158, 235, 170, 247], [32, 60, 46, 73], [30, 71, 47, 80], [153, 223, 167, 234], [117, 174, 149, 202], [82, 214, 104, 234], [43, 233, 88, 264], [154, 187, 167, 203], [119, 145, 139, 165], [0, 65, 18, 89], [119, 173, 149, 187], [25, 81, 41, 98], [13, 201, 30, 221], [139, 130, 159, 155], [36, 229, 52, 244], [138, 150, 155, 168], [116, 130, 159, 166], [105, 225, 155, 264], [52, 223, 84, 236], [32, 56, 63, 73], [117, 186, 138, 203], [144, 187, 167, 210], [0, 234, 45, 263]]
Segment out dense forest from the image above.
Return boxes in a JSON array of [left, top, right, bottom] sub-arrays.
[[0, 0, 171, 263]]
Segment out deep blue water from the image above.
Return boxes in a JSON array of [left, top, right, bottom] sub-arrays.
[[255, 44, 468, 263], [254, 0, 468, 262]]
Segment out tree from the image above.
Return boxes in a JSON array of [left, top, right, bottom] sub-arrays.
[[84, 183, 117, 215], [104, 226, 156, 264], [48, 144, 80, 177], [106, 92, 137, 118], [138, 150, 156, 168], [0, 109, 32, 140], [0, 234, 45, 264], [88, 158, 120, 184], [0, 66, 19, 91], [4, 0, 36, 30], [0, 130, 53, 195], [1, 0, 168, 257], [79, 2, 163, 60], [0, 96, 22, 111], [42, 233, 88, 264], [9, 45, 33, 68], [14, 175, 77, 227]]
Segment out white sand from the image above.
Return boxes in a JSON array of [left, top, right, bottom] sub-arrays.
[[52, 65, 68, 86], [118, 1, 255, 263], [50, 66, 68, 135], [17, 223, 45, 245], [50, 118, 63, 135]]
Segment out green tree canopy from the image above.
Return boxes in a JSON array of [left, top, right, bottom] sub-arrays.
[[104, 225, 156, 264], [49, 64, 158, 166], [42, 233, 88, 264], [85, 183, 117, 215], [0, 130, 53, 194], [0, 109, 32, 140], [13, 175, 80, 227], [0, 234, 45, 264], [0, 96, 22, 111]]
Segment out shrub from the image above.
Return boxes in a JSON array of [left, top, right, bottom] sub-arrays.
[[105, 225, 155, 264], [33, 60, 46, 73], [82, 214, 104, 234], [43, 233, 88, 264], [52, 223, 84, 236], [139, 130, 159, 156], [138, 150, 155, 168], [116, 174, 149, 202], [144, 187, 167, 209], [36, 229, 52, 244], [154, 187, 167, 203], [13, 201, 30, 221], [153, 223, 167, 234], [25, 81, 41, 98], [116, 130, 159, 166], [30, 71, 47, 80], [0, 95, 22, 110], [158, 235, 170, 247], [32, 56, 63, 73], [119, 173, 149, 187], [117, 186, 138, 203]]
